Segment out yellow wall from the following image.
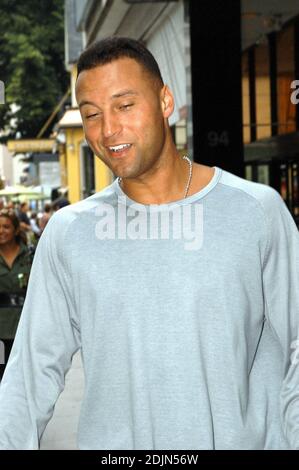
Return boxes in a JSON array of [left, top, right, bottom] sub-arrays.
[[95, 156, 112, 192], [242, 76, 250, 144], [256, 76, 271, 140], [59, 128, 112, 201], [58, 143, 67, 188], [65, 127, 84, 203], [71, 65, 78, 108]]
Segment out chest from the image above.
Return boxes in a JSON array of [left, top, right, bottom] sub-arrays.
[[0, 252, 31, 292], [70, 219, 264, 323]]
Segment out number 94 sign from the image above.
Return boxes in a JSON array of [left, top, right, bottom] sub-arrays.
[[207, 130, 230, 147]]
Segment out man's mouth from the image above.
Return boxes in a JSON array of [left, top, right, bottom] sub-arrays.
[[107, 143, 132, 154]]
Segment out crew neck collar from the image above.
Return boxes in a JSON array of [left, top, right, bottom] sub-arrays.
[[113, 166, 222, 211]]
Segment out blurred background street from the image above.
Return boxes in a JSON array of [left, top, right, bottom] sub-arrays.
[[40, 352, 84, 450]]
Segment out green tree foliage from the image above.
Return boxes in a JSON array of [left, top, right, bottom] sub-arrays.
[[0, 0, 69, 141]]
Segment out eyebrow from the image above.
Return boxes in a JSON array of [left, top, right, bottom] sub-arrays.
[[111, 89, 139, 99], [79, 100, 96, 108], [79, 90, 139, 108]]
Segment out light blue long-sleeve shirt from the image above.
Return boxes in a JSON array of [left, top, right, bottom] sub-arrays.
[[0, 166, 298, 449]]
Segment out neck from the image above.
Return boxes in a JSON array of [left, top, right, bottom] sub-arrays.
[[0, 239, 19, 256], [119, 144, 191, 205]]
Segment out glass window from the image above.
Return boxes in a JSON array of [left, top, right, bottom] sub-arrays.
[[81, 145, 95, 198], [245, 164, 252, 181], [257, 164, 270, 185], [242, 52, 251, 144], [255, 41, 271, 140], [277, 25, 296, 135]]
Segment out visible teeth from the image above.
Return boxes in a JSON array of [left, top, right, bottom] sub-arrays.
[[109, 144, 131, 152]]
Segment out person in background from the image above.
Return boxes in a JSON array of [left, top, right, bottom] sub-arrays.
[[39, 203, 51, 233], [6, 201, 15, 211], [51, 197, 70, 212], [17, 202, 31, 232], [0, 209, 32, 380], [29, 212, 41, 241]]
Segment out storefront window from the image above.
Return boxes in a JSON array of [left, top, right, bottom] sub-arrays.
[[255, 41, 271, 140], [277, 25, 296, 135], [81, 145, 95, 198], [257, 164, 270, 185], [242, 53, 250, 144], [245, 164, 252, 181]]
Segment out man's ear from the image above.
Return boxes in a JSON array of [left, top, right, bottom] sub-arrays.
[[160, 85, 174, 119]]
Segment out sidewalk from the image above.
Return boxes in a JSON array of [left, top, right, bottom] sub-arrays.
[[40, 351, 84, 450]]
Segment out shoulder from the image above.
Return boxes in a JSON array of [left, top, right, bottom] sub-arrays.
[[41, 180, 118, 241], [217, 167, 298, 244], [17, 243, 33, 267], [18, 241, 29, 253], [217, 167, 283, 213]]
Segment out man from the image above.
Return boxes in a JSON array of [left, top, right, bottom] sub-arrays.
[[18, 202, 31, 232], [39, 203, 52, 232], [0, 36, 298, 450], [0, 209, 32, 380]]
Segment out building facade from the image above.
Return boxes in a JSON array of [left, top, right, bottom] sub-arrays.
[[63, 0, 299, 224], [241, 0, 299, 223], [60, 0, 113, 203], [0, 144, 13, 187]]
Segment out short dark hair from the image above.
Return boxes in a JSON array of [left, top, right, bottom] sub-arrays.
[[77, 36, 163, 86]]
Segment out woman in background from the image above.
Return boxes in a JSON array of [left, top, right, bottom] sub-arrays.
[[39, 203, 52, 232], [0, 209, 33, 380]]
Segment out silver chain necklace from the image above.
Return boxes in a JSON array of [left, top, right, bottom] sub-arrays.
[[182, 155, 193, 198], [117, 154, 193, 199]]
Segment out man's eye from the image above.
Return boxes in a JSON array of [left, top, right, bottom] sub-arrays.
[[120, 104, 133, 110], [86, 113, 98, 119]]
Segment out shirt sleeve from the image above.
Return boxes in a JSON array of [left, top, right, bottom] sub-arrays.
[[0, 210, 81, 449], [261, 188, 299, 449]]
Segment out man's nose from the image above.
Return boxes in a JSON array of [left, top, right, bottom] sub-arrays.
[[102, 112, 121, 139]]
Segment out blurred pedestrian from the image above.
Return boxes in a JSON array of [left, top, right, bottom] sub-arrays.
[[5, 201, 15, 211], [29, 212, 41, 239], [52, 197, 70, 211], [17, 202, 31, 232], [39, 203, 51, 232], [0, 209, 32, 380]]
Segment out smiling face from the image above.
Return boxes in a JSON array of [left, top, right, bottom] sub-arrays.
[[75, 57, 174, 180], [0, 216, 18, 246]]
